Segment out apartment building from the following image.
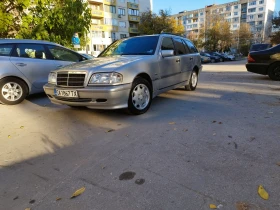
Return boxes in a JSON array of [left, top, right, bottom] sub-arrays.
[[172, 0, 275, 44], [88, 0, 152, 56]]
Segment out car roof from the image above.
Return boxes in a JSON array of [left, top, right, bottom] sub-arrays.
[[128, 34, 190, 40], [0, 39, 61, 46]]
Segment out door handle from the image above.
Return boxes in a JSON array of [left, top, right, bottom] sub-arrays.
[[176, 59, 180, 63], [16, 63, 27, 67], [190, 57, 193, 60]]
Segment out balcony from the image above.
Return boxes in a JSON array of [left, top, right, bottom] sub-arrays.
[[129, 27, 139, 34], [127, 2, 139, 9], [104, 0, 116, 5], [128, 15, 140, 22], [88, 0, 103, 4], [91, 24, 118, 32], [91, 10, 104, 18]]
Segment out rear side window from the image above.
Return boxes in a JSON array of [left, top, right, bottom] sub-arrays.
[[173, 38, 187, 55], [184, 40, 198, 53], [47, 45, 82, 62], [161, 37, 175, 51], [0, 44, 14, 56], [15, 44, 47, 59]]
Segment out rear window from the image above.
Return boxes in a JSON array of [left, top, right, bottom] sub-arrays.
[[0, 44, 14, 56], [250, 44, 272, 52]]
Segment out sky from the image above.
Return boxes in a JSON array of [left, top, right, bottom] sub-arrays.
[[153, 0, 280, 15]]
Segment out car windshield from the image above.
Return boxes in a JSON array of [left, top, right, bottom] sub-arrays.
[[99, 36, 159, 57]]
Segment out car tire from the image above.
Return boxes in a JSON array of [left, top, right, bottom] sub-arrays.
[[211, 59, 215, 63], [127, 77, 152, 115], [268, 63, 280, 81], [185, 70, 198, 91], [0, 78, 28, 105], [220, 58, 223, 62]]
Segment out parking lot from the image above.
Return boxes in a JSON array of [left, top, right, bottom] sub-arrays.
[[0, 60, 280, 210]]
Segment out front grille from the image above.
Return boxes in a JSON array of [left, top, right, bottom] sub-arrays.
[[57, 72, 86, 87]]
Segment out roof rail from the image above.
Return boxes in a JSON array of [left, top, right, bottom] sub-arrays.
[[160, 32, 185, 38]]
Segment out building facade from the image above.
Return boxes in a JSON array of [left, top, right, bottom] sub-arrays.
[[172, 0, 275, 44], [87, 0, 152, 56]]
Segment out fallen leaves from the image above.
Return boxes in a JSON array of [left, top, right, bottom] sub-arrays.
[[209, 204, 217, 209], [107, 129, 115, 133], [25, 208, 31, 210], [236, 202, 250, 210], [71, 187, 86, 199], [20, 126, 24, 129], [258, 185, 269, 200], [8, 135, 11, 138], [169, 122, 175, 125], [277, 162, 280, 166], [56, 197, 62, 201]]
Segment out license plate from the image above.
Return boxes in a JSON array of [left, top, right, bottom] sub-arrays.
[[55, 89, 78, 98]]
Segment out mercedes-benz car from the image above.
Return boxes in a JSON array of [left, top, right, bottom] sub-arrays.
[[44, 34, 202, 115]]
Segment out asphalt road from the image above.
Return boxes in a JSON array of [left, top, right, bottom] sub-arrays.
[[0, 60, 280, 210]]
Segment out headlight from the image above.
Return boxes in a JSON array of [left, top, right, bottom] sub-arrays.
[[89, 72, 123, 84], [48, 72, 57, 84]]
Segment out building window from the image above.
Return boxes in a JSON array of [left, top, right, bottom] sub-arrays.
[[234, 5, 238, 9], [259, 0, 263, 4], [91, 19, 101, 25], [128, 9, 139, 16], [120, 34, 127, 39], [92, 31, 105, 38], [119, 0, 125, 2], [200, 18, 204, 22], [128, 0, 138, 3], [111, 32, 116, 40], [104, 5, 116, 13], [248, 15, 254, 19], [119, 21, 126, 28], [118, 8, 125, 16], [249, 1, 256, 5], [233, 24, 237, 28], [187, 20, 191, 23], [248, 8, 256, 13], [258, 21, 263, 25], [200, 12, 203, 16], [104, 18, 118, 26], [226, 6, 231, 11], [234, 12, 238, 16], [258, 14, 263, 18], [242, 14, 246, 19], [259, 7, 263, 11]]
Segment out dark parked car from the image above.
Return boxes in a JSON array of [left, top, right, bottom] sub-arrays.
[[200, 52, 220, 63], [208, 52, 228, 62], [246, 44, 280, 81], [250, 43, 272, 52]]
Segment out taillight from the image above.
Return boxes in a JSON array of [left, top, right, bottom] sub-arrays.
[[248, 54, 256, 63]]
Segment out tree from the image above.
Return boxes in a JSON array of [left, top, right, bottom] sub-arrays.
[[138, 9, 184, 35], [0, 0, 31, 37], [16, 0, 91, 48], [203, 14, 232, 52], [270, 11, 280, 45]]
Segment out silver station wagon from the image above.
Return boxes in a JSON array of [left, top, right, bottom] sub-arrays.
[[0, 39, 88, 105], [44, 34, 202, 114]]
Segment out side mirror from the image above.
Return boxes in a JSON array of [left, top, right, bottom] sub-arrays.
[[161, 50, 174, 57]]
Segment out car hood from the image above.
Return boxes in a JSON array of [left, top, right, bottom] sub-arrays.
[[56, 56, 145, 73]]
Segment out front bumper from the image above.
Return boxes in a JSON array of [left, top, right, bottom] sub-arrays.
[[246, 63, 269, 75], [43, 83, 131, 109]]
